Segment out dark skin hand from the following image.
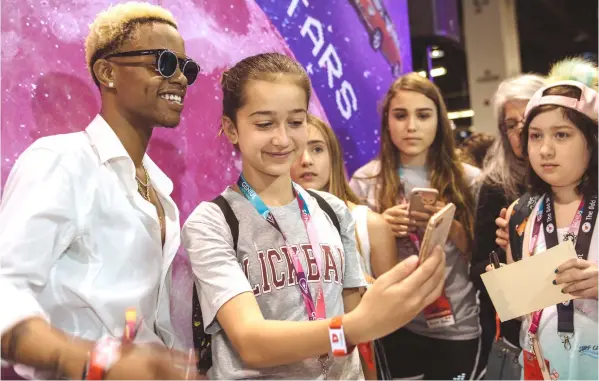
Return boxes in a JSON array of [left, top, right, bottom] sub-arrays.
[[1, 318, 205, 380]]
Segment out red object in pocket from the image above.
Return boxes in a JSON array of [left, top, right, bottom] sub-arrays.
[[523, 349, 550, 380]]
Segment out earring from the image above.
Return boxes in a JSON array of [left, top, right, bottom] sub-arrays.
[[108, 82, 114, 88]]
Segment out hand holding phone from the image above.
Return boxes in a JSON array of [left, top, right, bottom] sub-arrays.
[[382, 203, 416, 238]]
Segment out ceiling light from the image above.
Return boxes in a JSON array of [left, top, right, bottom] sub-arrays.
[[417, 67, 447, 78], [430, 49, 445, 59], [448, 109, 474, 120]]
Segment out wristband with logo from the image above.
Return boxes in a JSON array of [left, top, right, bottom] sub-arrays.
[[328, 316, 355, 356], [84, 337, 122, 380]]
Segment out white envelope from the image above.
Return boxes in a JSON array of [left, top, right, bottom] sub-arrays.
[[481, 241, 579, 322]]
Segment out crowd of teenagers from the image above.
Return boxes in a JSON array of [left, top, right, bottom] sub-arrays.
[[0, 2, 597, 381]]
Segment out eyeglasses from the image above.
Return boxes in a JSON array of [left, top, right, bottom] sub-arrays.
[[501, 118, 525, 134], [104, 49, 200, 85]]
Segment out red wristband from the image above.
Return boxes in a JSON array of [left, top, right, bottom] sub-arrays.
[[85, 337, 121, 380], [329, 316, 355, 357]]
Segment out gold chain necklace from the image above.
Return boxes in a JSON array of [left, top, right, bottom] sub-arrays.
[[135, 166, 165, 243], [135, 166, 151, 201]]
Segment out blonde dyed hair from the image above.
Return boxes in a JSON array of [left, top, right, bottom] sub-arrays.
[[307, 115, 361, 205], [85, 2, 178, 85]]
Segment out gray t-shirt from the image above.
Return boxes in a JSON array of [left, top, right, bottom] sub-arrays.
[[349, 160, 481, 341], [183, 186, 366, 379]]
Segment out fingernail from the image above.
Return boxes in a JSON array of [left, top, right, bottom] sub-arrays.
[[561, 290, 566, 294], [555, 268, 559, 273], [552, 280, 557, 285]]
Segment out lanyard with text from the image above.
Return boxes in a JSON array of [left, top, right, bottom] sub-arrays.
[[237, 175, 326, 321], [528, 192, 597, 349]]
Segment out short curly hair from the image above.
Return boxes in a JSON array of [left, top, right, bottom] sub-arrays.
[[85, 1, 178, 87]]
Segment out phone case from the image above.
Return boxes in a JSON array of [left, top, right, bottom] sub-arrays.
[[409, 188, 439, 214], [419, 203, 456, 261]]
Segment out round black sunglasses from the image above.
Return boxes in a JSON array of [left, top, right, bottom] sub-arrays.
[[104, 49, 200, 85]]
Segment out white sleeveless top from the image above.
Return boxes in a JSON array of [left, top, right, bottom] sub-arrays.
[[351, 205, 373, 280], [519, 197, 598, 380]]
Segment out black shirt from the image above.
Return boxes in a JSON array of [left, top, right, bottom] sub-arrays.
[[471, 182, 523, 348]]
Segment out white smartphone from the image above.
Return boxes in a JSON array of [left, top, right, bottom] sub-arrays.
[[408, 188, 439, 214], [419, 203, 456, 261]]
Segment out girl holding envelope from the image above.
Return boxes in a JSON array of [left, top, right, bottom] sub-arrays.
[[502, 57, 598, 380]]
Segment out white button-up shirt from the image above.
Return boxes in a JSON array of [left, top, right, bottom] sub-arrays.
[[0, 115, 183, 363]]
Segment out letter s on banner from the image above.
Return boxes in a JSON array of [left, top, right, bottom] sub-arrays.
[[336, 80, 358, 120]]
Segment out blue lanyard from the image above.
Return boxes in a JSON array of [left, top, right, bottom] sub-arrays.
[[236, 174, 326, 320]]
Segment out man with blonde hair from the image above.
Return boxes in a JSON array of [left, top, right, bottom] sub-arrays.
[[0, 2, 200, 379]]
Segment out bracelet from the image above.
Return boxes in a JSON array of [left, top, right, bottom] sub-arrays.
[[84, 337, 122, 380], [328, 316, 355, 357]]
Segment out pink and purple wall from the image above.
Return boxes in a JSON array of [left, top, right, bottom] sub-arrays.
[[1, 0, 411, 348]]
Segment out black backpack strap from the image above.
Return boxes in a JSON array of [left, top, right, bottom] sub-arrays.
[[211, 195, 240, 250], [192, 195, 239, 373], [508, 192, 539, 262], [306, 190, 341, 235]]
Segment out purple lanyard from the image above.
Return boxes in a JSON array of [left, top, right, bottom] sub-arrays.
[[237, 175, 326, 321]]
